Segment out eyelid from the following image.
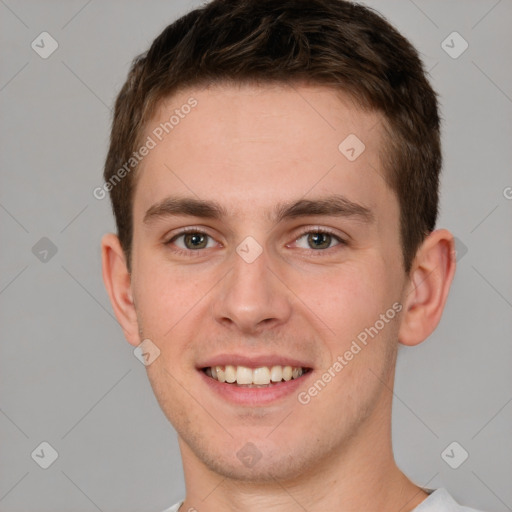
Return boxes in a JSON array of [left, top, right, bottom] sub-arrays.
[[294, 225, 346, 239], [290, 225, 347, 249], [165, 226, 220, 246]]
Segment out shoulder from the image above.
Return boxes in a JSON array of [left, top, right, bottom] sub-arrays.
[[159, 501, 183, 512], [414, 488, 486, 512]]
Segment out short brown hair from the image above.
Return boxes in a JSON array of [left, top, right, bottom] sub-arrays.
[[104, 0, 441, 274]]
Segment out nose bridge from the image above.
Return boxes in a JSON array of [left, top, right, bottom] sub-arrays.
[[214, 240, 291, 332]]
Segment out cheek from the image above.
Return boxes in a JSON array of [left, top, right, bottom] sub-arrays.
[[133, 257, 203, 340], [291, 259, 401, 373], [298, 261, 390, 328]]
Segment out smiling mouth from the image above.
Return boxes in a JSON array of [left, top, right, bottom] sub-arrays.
[[202, 365, 311, 387]]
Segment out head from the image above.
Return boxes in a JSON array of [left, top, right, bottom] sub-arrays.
[[101, 0, 455, 484]]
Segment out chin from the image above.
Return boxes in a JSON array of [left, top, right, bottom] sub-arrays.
[[179, 426, 330, 483], [197, 446, 313, 483]]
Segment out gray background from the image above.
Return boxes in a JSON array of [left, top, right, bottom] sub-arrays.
[[1, 0, 511, 511]]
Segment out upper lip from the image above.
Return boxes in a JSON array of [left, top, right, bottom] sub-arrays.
[[197, 353, 313, 370]]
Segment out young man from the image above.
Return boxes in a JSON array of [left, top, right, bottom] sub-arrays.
[[100, 1, 484, 510]]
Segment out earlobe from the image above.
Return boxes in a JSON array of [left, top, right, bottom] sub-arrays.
[[398, 229, 456, 347], [101, 233, 140, 347]]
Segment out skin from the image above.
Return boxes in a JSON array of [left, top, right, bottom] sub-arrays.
[[101, 82, 456, 512]]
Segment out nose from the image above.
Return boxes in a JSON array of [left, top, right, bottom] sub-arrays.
[[213, 243, 293, 335]]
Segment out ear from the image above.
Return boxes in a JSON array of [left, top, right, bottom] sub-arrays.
[[398, 229, 456, 347], [101, 233, 140, 347]]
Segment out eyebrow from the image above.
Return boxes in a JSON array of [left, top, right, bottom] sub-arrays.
[[143, 194, 374, 225]]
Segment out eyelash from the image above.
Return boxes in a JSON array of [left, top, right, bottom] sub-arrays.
[[164, 226, 347, 257]]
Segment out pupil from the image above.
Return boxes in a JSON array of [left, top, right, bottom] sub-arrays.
[[309, 232, 330, 249]]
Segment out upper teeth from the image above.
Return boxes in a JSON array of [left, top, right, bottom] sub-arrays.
[[205, 365, 305, 385]]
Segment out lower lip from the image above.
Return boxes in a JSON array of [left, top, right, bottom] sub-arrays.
[[198, 370, 313, 406]]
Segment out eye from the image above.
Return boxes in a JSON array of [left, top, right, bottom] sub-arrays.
[[164, 227, 346, 256], [293, 229, 345, 251], [166, 229, 217, 252]]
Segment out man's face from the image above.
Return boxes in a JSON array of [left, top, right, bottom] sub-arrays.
[[130, 83, 408, 481]]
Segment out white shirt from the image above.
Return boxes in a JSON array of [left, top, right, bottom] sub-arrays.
[[160, 488, 485, 512]]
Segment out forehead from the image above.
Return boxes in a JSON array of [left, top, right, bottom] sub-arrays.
[[133, 82, 395, 225]]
